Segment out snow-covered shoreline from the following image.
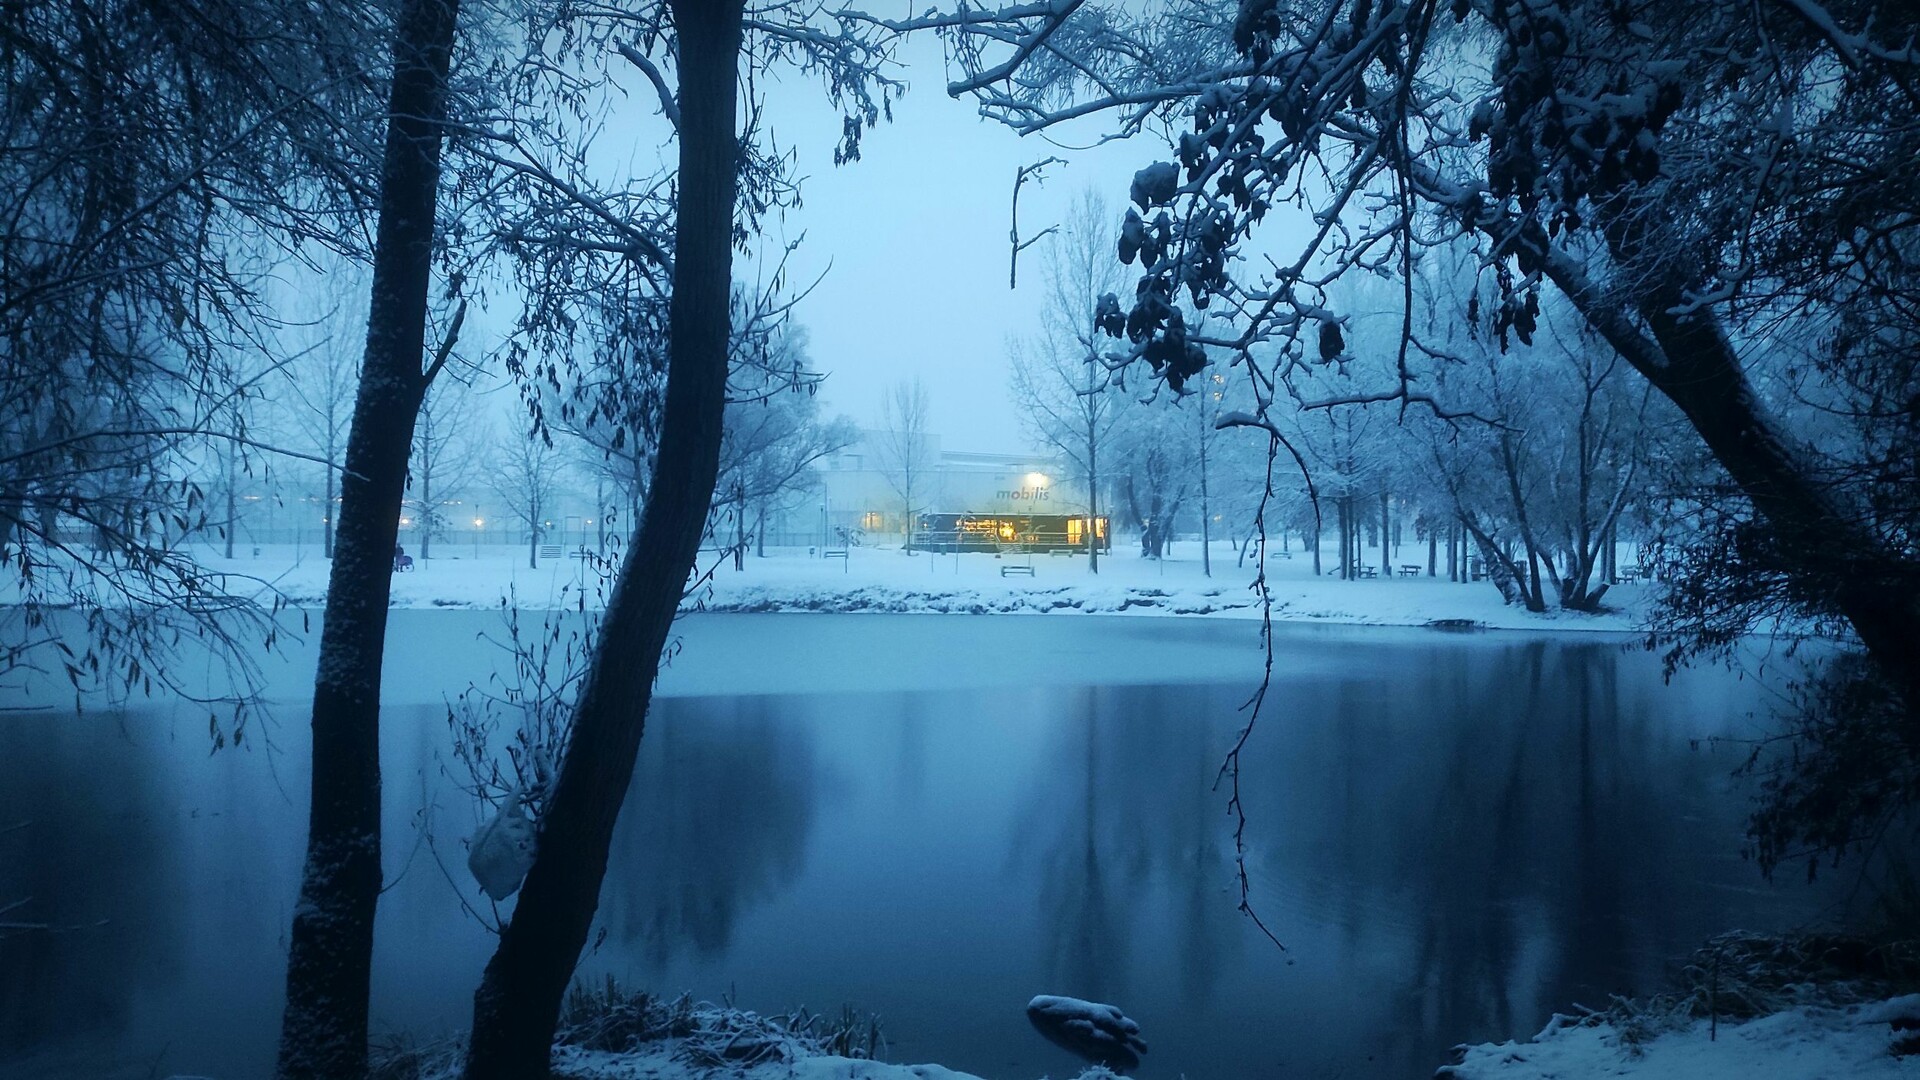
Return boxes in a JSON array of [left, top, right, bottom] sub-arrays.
[[165, 541, 1655, 634], [1440, 994, 1920, 1079], [397, 995, 1920, 1080]]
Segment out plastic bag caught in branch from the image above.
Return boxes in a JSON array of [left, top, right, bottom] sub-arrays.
[[468, 787, 537, 901]]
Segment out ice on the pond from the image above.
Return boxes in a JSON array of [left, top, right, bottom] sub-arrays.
[[1026, 995, 1148, 1073], [468, 792, 536, 901]]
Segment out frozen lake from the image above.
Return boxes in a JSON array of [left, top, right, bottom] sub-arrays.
[[0, 613, 1842, 1079]]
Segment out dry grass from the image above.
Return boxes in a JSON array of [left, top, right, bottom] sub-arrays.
[[1572, 932, 1920, 1049]]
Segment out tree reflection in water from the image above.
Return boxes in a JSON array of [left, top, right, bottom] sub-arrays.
[[600, 695, 821, 964]]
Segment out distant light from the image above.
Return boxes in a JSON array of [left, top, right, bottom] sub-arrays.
[[400, 517, 412, 526], [473, 518, 484, 528], [1025, 472, 1050, 488]]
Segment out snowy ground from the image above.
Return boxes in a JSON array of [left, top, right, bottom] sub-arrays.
[[423, 998, 1920, 1080], [1442, 996, 1920, 1079], [183, 540, 1655, 632]]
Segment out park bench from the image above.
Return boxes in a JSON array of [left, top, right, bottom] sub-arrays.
[[1399, 564, 1422, 578], [538, 544, 562, 562], [1000, 564, 1035, 577], [1357, 565, 1379, 578], [822, 547, 849, 571]]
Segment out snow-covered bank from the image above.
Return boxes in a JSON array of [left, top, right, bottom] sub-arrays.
[[1441, 995, 1920, 1079], [1445, 935, 1920, 1079], [179, 541, 1654, 632], [549, 1046, 1033, 1080], [378, 991, 1108, 1080]]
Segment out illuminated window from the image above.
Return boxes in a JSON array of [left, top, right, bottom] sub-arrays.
[[1095, 518, 1107, 538], [1068, 518, 1083, 544], [862, 511, 883, 530], [998, 523, 1015, 540]]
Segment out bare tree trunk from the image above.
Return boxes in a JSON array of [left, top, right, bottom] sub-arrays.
[[461, 5, 741, 1073], [276, 2, 459, 1076], [1198, 431, 1211, 577], [1379, 490, 1390, 576], [323, 453, 335, 559], [419, 466, 432, 561], [1427, 523, 1436, 576], [733, 485, 746, 571], [1336, 497, 1349, 579], [1087, 436, 1100, 573], [223, 435, 237, 559]]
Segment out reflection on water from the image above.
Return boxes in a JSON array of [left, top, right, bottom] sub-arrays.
[[0, 617, 1841, 1080], [603, 696, 821, 962]]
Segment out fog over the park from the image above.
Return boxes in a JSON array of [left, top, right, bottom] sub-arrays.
[[6, 3, 1920, 1080], [740, 38, 1156, 449]]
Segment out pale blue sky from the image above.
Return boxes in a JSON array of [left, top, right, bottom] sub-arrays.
[[743, 38, 1161, 452]]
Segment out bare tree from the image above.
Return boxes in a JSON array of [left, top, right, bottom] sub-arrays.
[[454, 3, 1069, 1070], [412, 374, 486, 560], [1010, 190, 1126, 571], [491, 429, 562, 570], [281, 289, 367, 560], [874, 376, 933, 552], [276, 0, 467, 1074], [0, 0, 382, 708]]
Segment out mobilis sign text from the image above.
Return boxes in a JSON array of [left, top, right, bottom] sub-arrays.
[[996, 486, 1050, 502]]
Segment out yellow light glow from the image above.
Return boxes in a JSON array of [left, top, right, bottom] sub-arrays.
[[473, 518, 484, 528], [1025, 472, 1049, 488]]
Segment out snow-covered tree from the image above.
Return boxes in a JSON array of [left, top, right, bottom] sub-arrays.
[[1108, 397, 1201, 559], [932, 0, 1920, 872], [715, 327, 859, 569]]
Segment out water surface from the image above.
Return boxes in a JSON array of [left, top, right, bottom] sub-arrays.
[[0, 614, 1839, 1079]]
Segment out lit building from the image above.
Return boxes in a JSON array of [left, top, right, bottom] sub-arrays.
[[762, 429, 1094, 548]]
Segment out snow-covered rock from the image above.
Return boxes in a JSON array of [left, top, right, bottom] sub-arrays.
[[1026, 995, 1148, 1073]]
